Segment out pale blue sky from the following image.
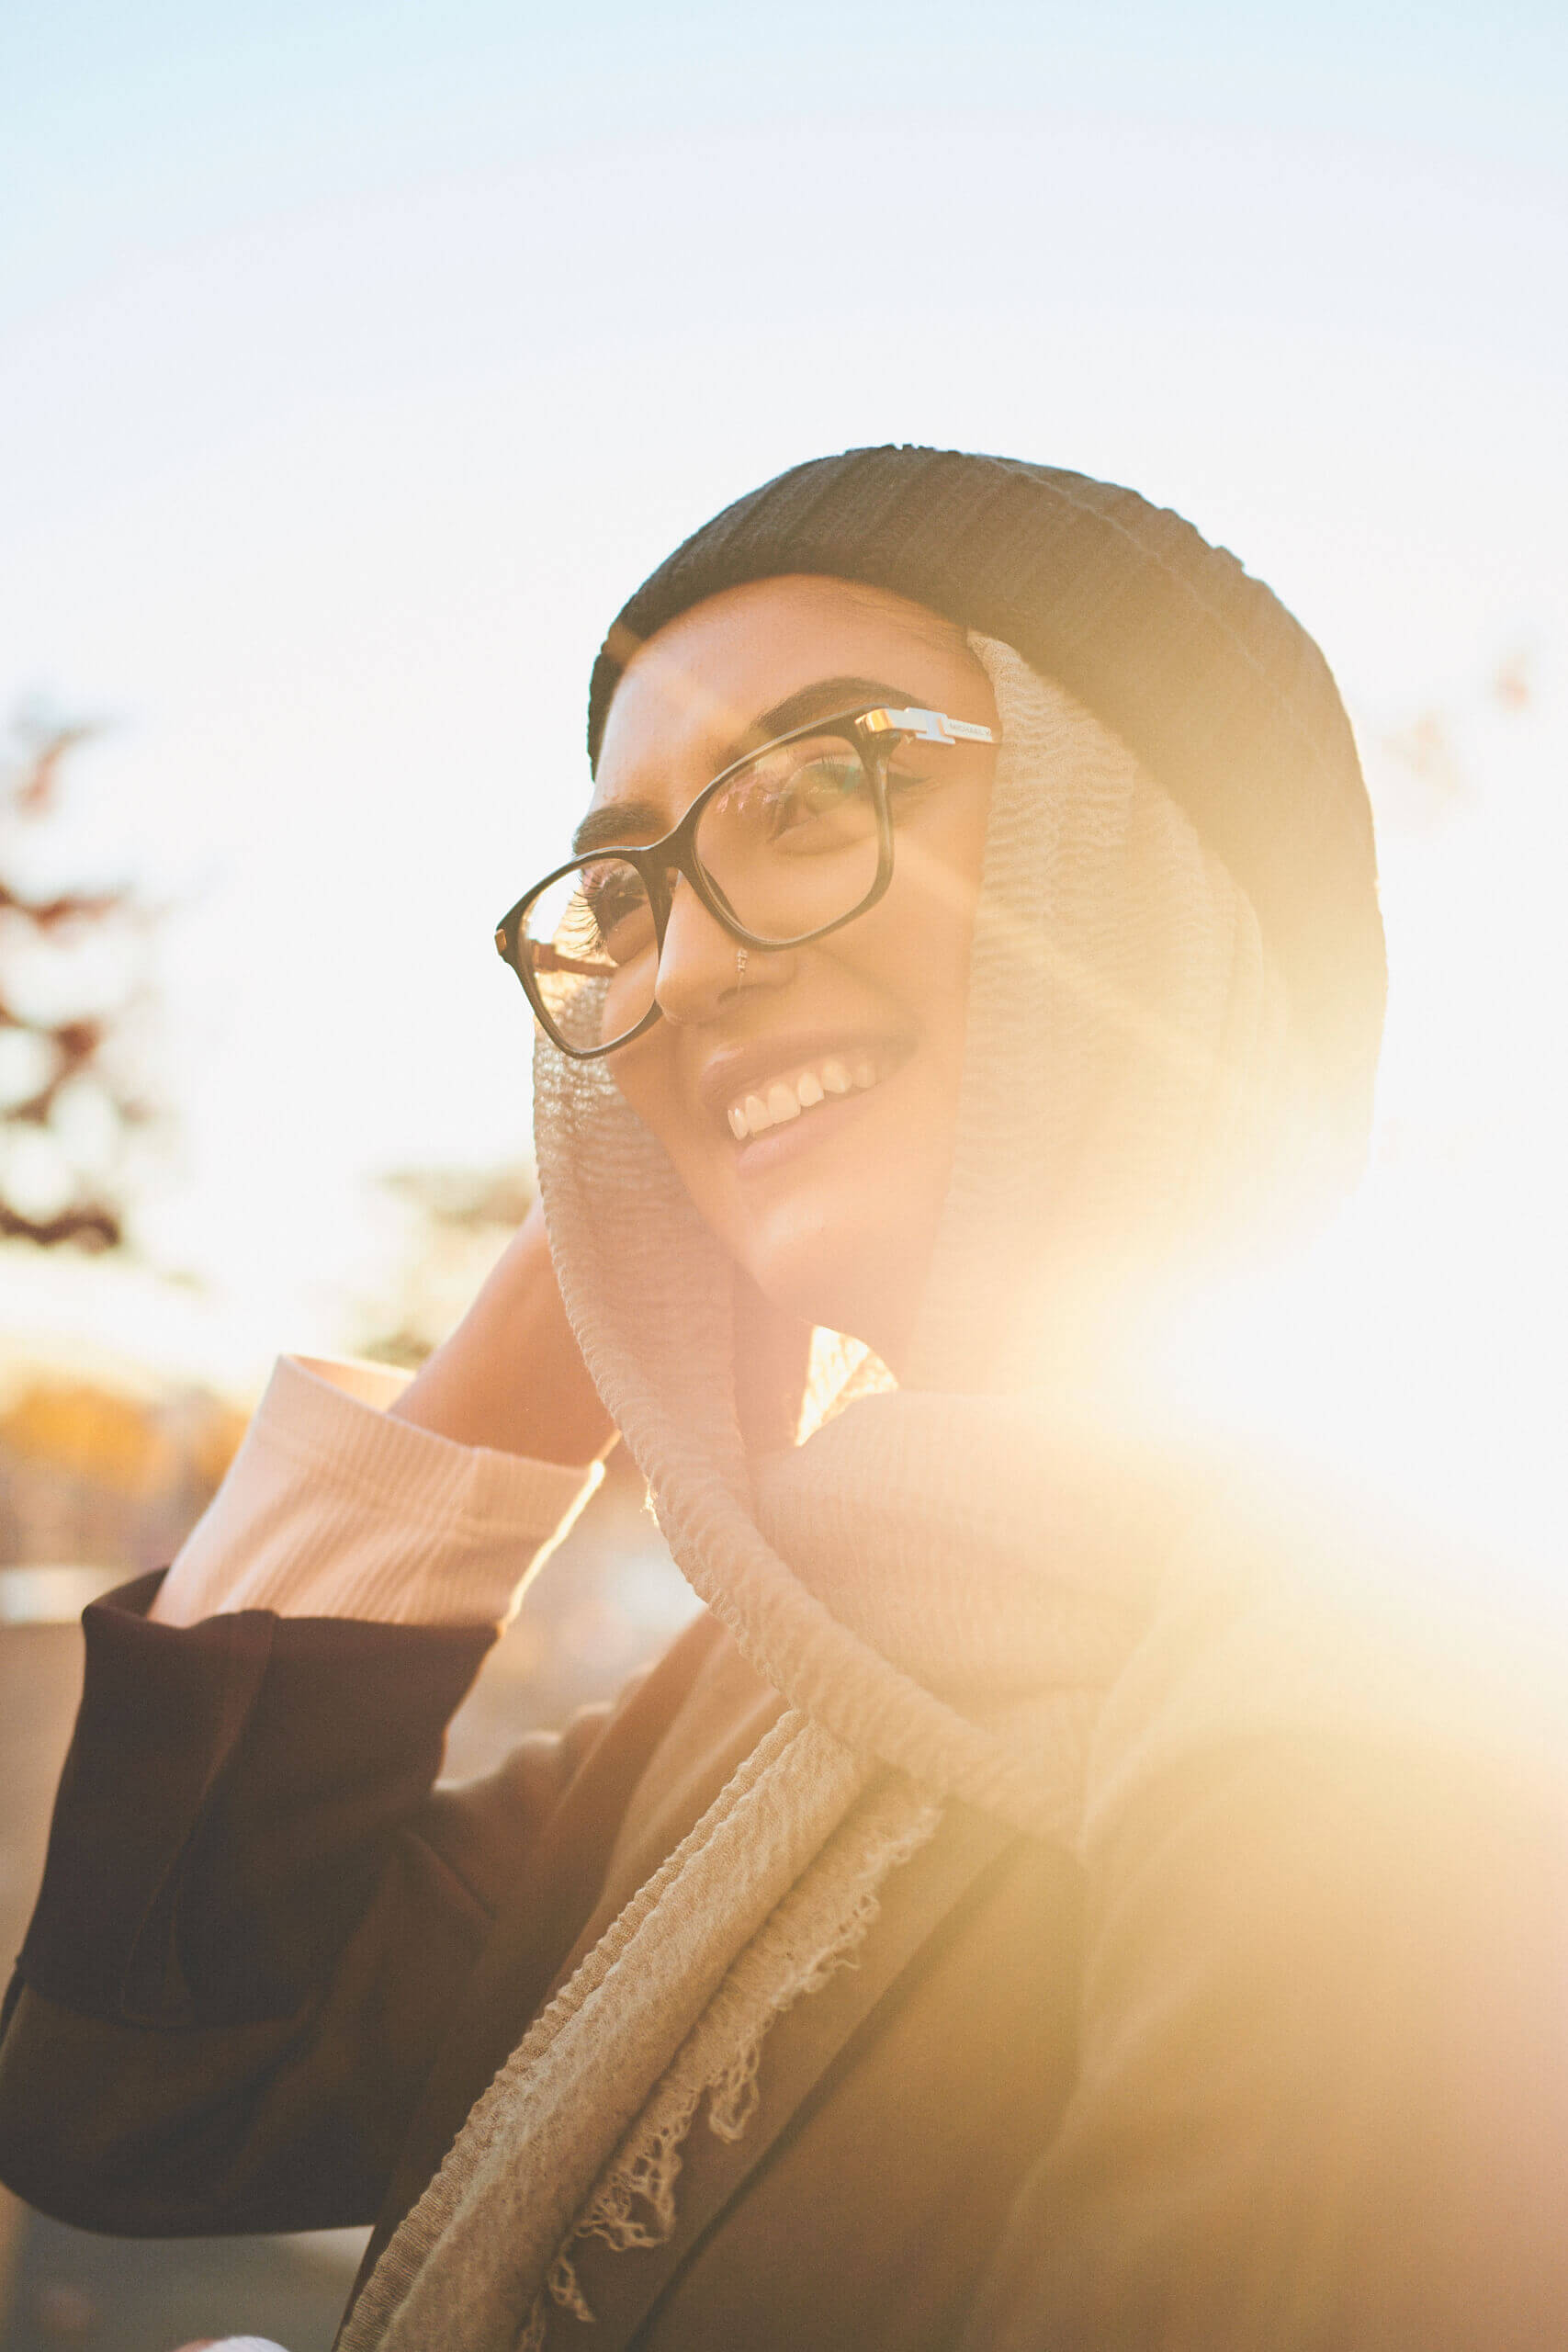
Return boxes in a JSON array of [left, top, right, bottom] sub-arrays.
[[6, 3, 1565, 326], [2, 4, 1565, 1562]]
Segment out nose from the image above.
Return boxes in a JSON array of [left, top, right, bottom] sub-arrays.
[[653, 876, 786, 1024]]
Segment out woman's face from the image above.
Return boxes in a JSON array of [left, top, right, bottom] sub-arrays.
[[590, 575, 998, 1369]]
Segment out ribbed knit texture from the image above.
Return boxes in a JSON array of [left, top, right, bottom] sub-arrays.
[[341, 640, 1320, 2352], [588, 445, 1384, 1175], [153, 1356, 599, 1628]]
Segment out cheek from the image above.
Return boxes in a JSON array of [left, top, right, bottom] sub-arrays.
[[608, 1035, 678, 1154], [610, 1036, 728, 1216], [851, 827, 985, 1052]]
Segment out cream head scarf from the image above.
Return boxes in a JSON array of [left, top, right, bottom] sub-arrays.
[[342, 637, 1328, 2352]]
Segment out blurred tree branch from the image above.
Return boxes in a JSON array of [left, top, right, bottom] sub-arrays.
[[0, 707, 162, 1252]]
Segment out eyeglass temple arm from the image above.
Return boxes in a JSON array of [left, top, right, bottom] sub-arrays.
[[860, 707, 996, 746]]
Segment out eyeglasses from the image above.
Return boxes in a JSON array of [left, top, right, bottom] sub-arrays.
[[494, 705, 997, 1060]]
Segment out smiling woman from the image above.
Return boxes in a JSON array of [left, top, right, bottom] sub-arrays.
[[2, 447, 1565, 2352]]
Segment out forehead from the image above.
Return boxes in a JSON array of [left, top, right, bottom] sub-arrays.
[[589, 575, 990, 822]]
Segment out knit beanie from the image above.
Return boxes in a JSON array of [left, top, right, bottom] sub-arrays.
[[587, 446, 1385, 1167]]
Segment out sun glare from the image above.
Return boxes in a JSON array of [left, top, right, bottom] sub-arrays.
[[1147, 1123, 1566, 1659]]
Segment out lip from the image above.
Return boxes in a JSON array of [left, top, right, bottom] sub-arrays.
[[728, 1070, 893, 1179], [695, 1028, 914, 1138]]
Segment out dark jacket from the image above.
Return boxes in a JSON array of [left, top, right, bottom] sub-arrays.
[[2, 1574, 1566, 2349]]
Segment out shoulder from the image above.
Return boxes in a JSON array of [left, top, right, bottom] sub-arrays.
[[1078, 1453, 1568, 2107], [968, 1495, 1568, 2352], [1086, 1455, 1568, 1858]]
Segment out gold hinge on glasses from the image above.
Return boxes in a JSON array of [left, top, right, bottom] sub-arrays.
[[862, 707, 995, 745]]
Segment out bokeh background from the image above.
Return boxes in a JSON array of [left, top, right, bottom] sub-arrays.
[[3, 2, 1565, 2342]]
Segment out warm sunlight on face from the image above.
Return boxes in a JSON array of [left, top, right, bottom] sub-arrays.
[[589, 577, 998, 1371]]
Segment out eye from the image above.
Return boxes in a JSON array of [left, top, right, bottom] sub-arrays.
[[580, 858, 655, 962], [768, 750, 865, 834], [878, 741, 942, 802], [699, 738, 875, 871]]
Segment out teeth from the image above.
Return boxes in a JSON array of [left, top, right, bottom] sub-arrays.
[[728, 1054, 885, 1138]]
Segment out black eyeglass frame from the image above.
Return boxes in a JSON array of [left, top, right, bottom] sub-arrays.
[[493, 704, 996, 1062]]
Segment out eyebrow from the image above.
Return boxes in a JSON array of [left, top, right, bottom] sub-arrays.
[[571, 675, 924, 857]]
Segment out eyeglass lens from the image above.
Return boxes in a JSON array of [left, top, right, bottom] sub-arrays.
[[520, 730, 881, 1053]]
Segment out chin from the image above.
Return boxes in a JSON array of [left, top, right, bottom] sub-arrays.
[[734, 1193, 933, 1366]]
